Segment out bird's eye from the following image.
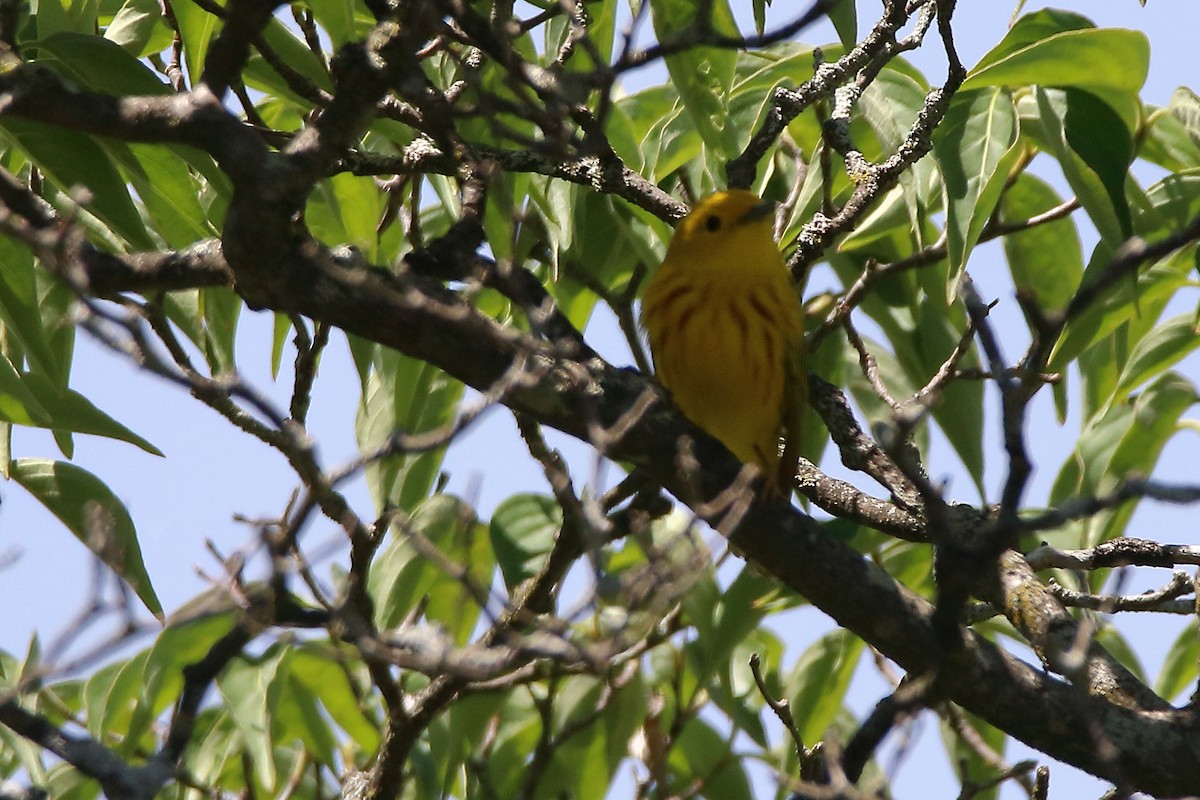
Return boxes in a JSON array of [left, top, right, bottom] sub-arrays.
[[705, 215, 721, 232]]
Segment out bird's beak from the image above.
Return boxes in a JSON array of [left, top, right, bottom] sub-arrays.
[[739, 200, 777, 225]]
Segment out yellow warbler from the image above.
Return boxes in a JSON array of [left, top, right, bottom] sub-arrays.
[[641, 190, 805, 490]]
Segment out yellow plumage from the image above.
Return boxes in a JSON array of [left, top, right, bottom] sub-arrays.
[[640, 190, 805, 490]]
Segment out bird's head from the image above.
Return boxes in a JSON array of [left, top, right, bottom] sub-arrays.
[[665, 189, 781, 273]]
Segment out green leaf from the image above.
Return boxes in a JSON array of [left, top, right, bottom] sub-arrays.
[[11, 459, 162, 618], [44, 766, 98, 800], [827, 0, 857, 48], [135, 606, 237, 743], [34, 32, 171, 95], [0, 420, 10, 477], [837, 185, 913, 257], [1094, 624, 1145, 684], [308, 0, 357, 48], [1063, 89, 1134, 239], [728, 44, 822, 158], [670, 717, 753, 800], [751, 0, 765, 35], [1169, 87, 1200, 144], [1107, 372, 1198, 480], [788, 629, 864, 746], [246, 16, 333, 98], [434, 692, 508, 793], [688, 567, 775, 691], [933, 87, 1020, 297], [1140, 104, 1200, 173], [314, 173, 382, 260], [161, 289, 206, 355], [878, 539, 936, 598], [270, 312, 291, 379], [1035, 88, 1133, 246], [783, 145, 849, 249], [0, 352, 52, 427], [858, 67, 938, 243], [356, 349, 465, 511], [535, 675, 643, 800], [172, 0, 221, 87], [108, 142, 213, 248], [484, 692, 541, 796], [547, 0, 615, 70], [200, 286, 241, 372], [0, 119, 155, 250], [1073, 373, 1199, 547], [34, 0, 99, 37], [0, 717, 49, 784], [1134, 171, 1200, 241], [971, 8, 1094, 73], [489, 493, 560, 591], [1114, 313, 1200, 399], [274, 671, 339, 768], [1000, 173, 1083, 312], [105, 0, 174, 56], [424, 505, 492, 647], [650, 0, 739, 162], [83, 654, 145, 742], [1050, 247, 1194, 374], [36, 274, 76, 389], [482, 172, 527, 265], [1155, 620, 1198, 702], [289, 643, 380, 753], [369, 495, 490, 644], [965, 19, 1148, 96], [912, 287, 986, 492], [218, 651, 285, 791], [722, 630, 782, 748], [1050, 397, 1131, 507], [555, 192, 660, 330], [611, 86, 701, 180], [0, 237, 63, 385], [1077, 335, 1122, 425]]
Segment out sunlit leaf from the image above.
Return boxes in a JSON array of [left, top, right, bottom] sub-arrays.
[[933, 87, 1020, 297], [966, 15, 1148, 96], [650, 0, 739, 161], [105, 0, 174, 55]]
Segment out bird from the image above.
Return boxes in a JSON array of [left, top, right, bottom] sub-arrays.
[[640, 189, 805, 491]]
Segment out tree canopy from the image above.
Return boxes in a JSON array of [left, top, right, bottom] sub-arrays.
[[2, 0, 1200, 799]]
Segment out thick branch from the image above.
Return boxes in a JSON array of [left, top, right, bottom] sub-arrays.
[[1027, 537, 1200, 571], [84, 241, 233, 294]]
